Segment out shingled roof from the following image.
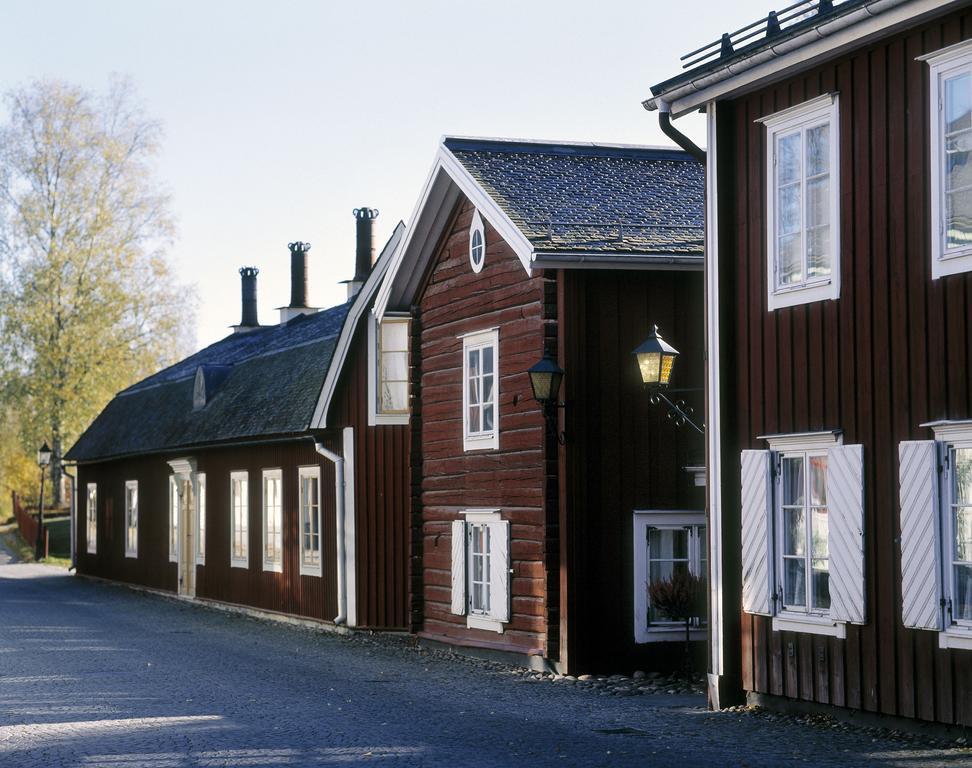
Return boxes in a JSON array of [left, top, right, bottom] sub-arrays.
[[65, 302, 351, 463], [443, 137, 703, 257]]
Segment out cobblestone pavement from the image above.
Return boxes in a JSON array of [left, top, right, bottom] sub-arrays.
[[0, 553, 968, 767]]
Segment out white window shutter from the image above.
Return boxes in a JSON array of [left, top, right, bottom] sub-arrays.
[[741, 450, 775, 616], [451, 520, 467, 616], [898, 440, 943, 631], [827, 444, 866, 624], [489, 520, 511, 624]]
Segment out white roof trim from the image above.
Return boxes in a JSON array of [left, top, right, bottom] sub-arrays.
[[374, 142, 534, 319], [309, 221, 407, 430], [647, 0, 960, 117]]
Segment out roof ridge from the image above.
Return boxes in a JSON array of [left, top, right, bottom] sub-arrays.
[[443, 135, 699, 158]]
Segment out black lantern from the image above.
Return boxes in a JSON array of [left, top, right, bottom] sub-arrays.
[[37, 442, 52, 467], [632, 325, 679, 387], [527, 354, 565, 406]]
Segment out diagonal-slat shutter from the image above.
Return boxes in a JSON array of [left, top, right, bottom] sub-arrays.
[[741, 450, 775, 616], [898, 440, 943, 631], [488, 521, 511, 623], [451, 520, 467, 615], [827, 444, 866, 624]]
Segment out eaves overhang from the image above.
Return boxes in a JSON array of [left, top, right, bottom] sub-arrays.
[[530, 251, 704, 271]]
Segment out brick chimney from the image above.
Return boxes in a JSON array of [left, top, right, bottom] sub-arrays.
[[278, 241, 319, 324], [232, 267, 260, 333]]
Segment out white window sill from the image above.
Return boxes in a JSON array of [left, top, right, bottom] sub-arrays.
[[463, 434, 498, 452], [635, 626, 707, 644], [370, 412, 409, 426], [772, 613, 846, 639], [125, 552, 138, 559], [938, 627, 972, 650], [263, 562, 283, 574], [299, 563, 322, 578], [195, 556, 205, 566], [932, 251, 972, 279], [467, 614, 504, 633], [169, 556, 178, 564], [230, 558, 249, 569], [767, 279, 839, 311]]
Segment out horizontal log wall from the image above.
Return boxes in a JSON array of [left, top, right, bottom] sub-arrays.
[[417, 198, 552, 656], [722, 6, 972, 726]]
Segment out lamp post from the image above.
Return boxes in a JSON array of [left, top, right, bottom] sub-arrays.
[[632, 326, 704, 435], [527, 353, 567, 445], [35, 441, 52, 561]]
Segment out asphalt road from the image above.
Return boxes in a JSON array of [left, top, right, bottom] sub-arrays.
[[0, 547, 967, 767]]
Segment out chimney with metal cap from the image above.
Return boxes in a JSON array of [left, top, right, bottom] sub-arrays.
[[234, 266, 260, 332], [345, 207, 378, 300], [289, 241, 310, 308]]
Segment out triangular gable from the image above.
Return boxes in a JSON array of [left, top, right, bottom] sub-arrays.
[[309, 221, 407, 429], [373, 141, 534, 319]]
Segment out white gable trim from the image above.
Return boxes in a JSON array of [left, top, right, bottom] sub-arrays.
[[374, 142, 535, 320], [309, 222, 406, 430]]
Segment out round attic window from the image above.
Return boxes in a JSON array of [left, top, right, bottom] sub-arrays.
[[469, 210, 485, 273]]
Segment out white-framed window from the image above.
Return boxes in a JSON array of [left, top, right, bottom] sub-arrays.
[[461, 328, 499, 452], [195, 473, 206, 565], [469, 209, 486, 273], [168, 476, 179, 563], [124, 480, 138, 559], [262, 468, 282, 573], [85, 483, 97, 554], [926, 40, 972, 278], [740, 431, 866, 637], [367, 312, 409, 427], [632, 510, 706, 643], [230, 470, 249, 568], [761, 93, 840, 310], [900, 421, 972, 649], [298, 466, 322, 577], [450, 510, 510, 632]]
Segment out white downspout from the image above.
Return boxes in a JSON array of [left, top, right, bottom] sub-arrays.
[[314, 441, 347, 625]]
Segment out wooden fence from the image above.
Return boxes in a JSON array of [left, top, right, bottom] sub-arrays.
[[11, 492, 47, 559]]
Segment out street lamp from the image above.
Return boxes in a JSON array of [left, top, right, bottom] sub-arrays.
[[36, 442, 52, 561], [632, 326, 703, 435], [527, 353, 567, 445]]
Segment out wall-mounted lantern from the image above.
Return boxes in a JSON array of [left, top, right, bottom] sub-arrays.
[[632, 326, 703, 435], [527, 353, 567, 445]]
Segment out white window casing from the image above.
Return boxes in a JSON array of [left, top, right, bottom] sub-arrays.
[[299, 465, 322, 577], [195, 473, 206, 565], [262, 469, 283, 573], [461, 328, 499, 452], [761, 93, 841, 310], [368, 312, 410, 426], [741, 450, 774, 616], [168, 476, 179, 564], [924, 40, 972, 278], [632, 510, 707, 644], [230, 470, 249, 568], [451, 510, 508, 632], [827, 445, 867, 625], [86, 483, 97, 555], [124, 480, 138, 559], [469, 209, 486, 273], [898, 440, 943, 632]]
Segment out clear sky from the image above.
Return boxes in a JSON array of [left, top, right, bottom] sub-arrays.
[[2, 0, 773, 349]]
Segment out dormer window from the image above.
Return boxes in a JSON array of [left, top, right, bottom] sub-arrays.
[[469, 209, 485, 273]]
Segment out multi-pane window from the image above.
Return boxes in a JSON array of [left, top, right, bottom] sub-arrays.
[[779, 452, 830, 614], [230, 471, 248, 567], [196, 473, 206, 565], [299, 466, 321, 576], [948, 448, 972, 624], [378, 319, 409, 414], [928, 42, 972, 277], [262, 469, 282, 573], [462, 329, 499, 451], [763, 94, 840, 309], [124, 480, 138, 558], [646, 525, 707, 624], [86, 483, 97, 554], [468, 523, 491, 616], [168, 476, 179, 563]]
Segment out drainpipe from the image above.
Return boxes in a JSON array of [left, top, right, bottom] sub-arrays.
[[656, 99, 706, 164], [314, 441, 347, 625], [62, 464, 76, 571]]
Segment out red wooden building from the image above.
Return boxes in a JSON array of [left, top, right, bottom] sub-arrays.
[[66, 212, 410, 631], [648, 0, 972, 727], [375, 137, 705, 673]]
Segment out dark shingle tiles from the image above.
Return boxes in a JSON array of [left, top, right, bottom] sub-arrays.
[[444, 138, 704, 255]]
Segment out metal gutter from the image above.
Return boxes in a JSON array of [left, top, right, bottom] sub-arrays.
[[645, 0, 955, 117], [531, 251, 703, 271], [315, 440, 347, 626]]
